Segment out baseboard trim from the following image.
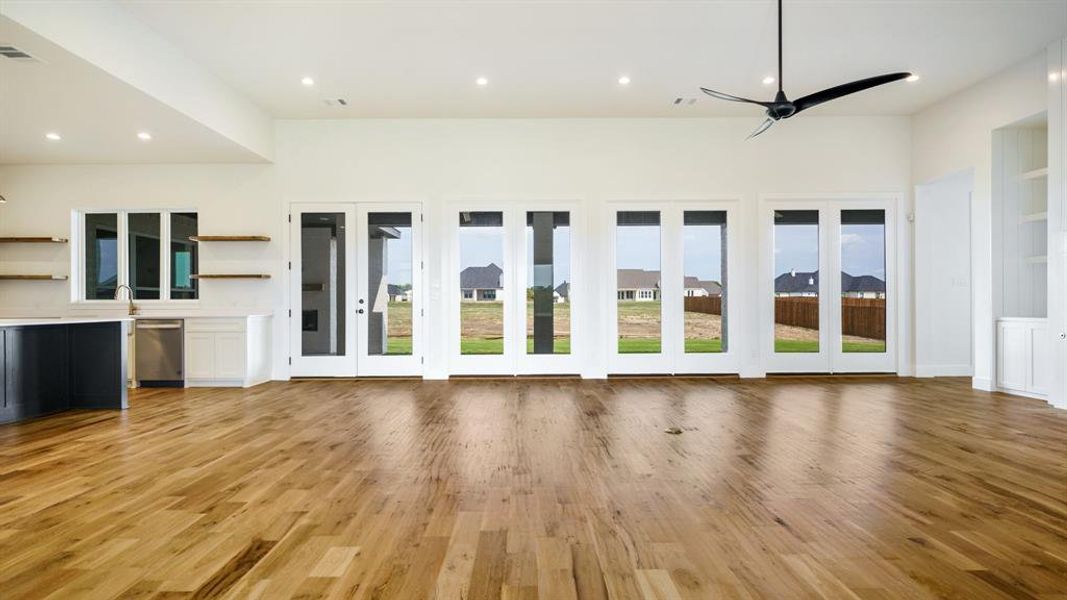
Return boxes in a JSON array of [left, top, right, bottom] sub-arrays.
[[972, 377, 994, 391], [915, 364, 973, 377]]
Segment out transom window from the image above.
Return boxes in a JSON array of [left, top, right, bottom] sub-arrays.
[[80, 210, 198, 301]]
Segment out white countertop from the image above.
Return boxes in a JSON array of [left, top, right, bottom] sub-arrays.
[[0, 317, 134, 327]]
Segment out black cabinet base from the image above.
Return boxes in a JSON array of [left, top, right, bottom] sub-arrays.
[[1, 321, 128, 425]]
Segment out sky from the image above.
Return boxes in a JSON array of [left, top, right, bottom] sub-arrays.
[[385, 227, 413, 286], [458, 225, 573, 287], [617, 224, 725, 282], [773, 223, 886, 279]]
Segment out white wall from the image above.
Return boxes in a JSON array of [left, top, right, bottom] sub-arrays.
[[911, 52, 1048, 391], [0, 116, 913, 380]]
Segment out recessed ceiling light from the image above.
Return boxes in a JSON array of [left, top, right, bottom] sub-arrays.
[[618, 75, 631, 85], [906, 74, 920, 83], [762, 75, 775, 85], [476, 76, 489, 86], [45, 132, 61, 141], [137, 131, 152, 141], [1050, 72, 1061, 83], [301, 76, 315, 87]]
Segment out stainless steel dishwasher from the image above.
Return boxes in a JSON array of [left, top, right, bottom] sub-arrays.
[[135, 319, 184, 386]]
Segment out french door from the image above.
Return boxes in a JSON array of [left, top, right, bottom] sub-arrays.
[[449, 204, 581, 375], [290, 203, 423, 377], [607, 201, 739, 374], [761, 199, 896, 373]]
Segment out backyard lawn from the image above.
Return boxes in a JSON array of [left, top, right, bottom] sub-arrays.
[[447, 299, 885, 355]]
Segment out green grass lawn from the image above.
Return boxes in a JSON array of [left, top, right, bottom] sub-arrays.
[[460, 338, 505, 354], [774, 339, 886, 353], [386, 338, 412, 355]]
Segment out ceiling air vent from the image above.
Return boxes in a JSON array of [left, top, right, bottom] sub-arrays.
[[0, 45, 39, 62], [672, 97, 698, 106], [321, 98, 349, 107]]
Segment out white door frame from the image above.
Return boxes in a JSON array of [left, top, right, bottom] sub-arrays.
[[760, 195, 897, 374], [514, 202, 584, 375], [289, 203, 357, 377], [448, 203, 515, 375], [355, 203, 425, 377], [606, 200, 740, 375]]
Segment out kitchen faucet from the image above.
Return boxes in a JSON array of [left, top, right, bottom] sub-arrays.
[[114, 284, 138, 316]]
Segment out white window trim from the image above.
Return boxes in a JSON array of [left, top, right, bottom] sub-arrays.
[[72, 208, 200, 305]]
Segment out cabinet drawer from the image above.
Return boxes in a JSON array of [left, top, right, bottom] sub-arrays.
[[184, 318, 246, 333]]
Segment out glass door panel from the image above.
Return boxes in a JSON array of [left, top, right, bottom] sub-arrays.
[[616, 211, 662, 354], [773, 210, 821, 354], [840, 210, 887, 354], [357, 206, 423, 376], [459, 212, 506, 356], [525, 211, 571, 355], [683, 210, 727, 354], [290, 205, 356, 377]]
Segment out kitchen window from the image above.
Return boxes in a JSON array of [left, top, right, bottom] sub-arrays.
[[79, 210, 198, 301]]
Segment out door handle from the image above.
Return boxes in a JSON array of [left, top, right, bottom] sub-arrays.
[[357, 309, 365, 314]]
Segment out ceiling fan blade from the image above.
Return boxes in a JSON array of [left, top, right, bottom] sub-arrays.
[[700, 87, 772, 108], [747, 117, 776, 139], [792, 72, 911, 114]]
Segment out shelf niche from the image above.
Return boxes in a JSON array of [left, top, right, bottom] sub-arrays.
[[993, 113, 1048, 320]]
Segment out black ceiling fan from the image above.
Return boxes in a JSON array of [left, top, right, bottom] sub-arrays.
[[701, 0, 911, 138]]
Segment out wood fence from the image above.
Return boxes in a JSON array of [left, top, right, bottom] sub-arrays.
[[684, 296, 886, 340]]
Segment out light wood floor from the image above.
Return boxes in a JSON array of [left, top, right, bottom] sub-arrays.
[[0, 377, 1065, 599]]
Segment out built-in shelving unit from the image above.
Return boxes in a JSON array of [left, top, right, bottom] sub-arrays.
[[191, 274, 271, 280], [189, 235, 271, 242], [0, 274, 68, 280], [993, 113, 1049, 399], [0, 236, 69, 243]]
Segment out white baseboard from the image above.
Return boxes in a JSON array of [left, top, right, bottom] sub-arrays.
[[915, 364, 973, 377], [972, 377, 994, 391]]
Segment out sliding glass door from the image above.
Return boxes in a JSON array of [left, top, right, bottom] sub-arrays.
[[762, 199, 895, 373], [608, 202, 738, 375]]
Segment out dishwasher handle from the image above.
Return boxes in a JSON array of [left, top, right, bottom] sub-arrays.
[[136, 322, 183, 330]]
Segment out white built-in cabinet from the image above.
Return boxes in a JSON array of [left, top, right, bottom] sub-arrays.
[[993, 116, 1052, 400], [996, 318, 1050, 397], [184, 316, 272, 387]]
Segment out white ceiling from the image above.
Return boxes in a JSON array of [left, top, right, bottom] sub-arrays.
[[0, 16, 265, 164], [117, 0, 1067, 119]]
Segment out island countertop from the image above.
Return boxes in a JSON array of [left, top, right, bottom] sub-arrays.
[[0, 316, 134, 327]]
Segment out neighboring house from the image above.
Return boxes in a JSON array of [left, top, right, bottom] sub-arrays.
[[460, 263, 503, 301], [683, 276, 723, 297], [617, 269, 661, 301], [554, 281, 570, 304], [774, 270, 886, 299], [387, 284, 412, 302], [841, 273, 886, 299]]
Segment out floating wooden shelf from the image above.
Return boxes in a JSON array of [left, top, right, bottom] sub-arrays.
[[191, 274, 271, 279], [0, 274, 68, 280], [189, 235, 271, 242], [1020, 212, 1048, 223], [1020, 167, 1048, 180], [0, 237, 68, 243]]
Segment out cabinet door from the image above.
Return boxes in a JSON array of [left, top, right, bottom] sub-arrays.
[[213, 333, 246, 380], [1029, 325, 1050, 394], [997, 323, 1028, 391], [185, 332, 216, 380]]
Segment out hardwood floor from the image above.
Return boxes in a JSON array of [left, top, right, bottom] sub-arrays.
[[0, 377, 1065, 599]]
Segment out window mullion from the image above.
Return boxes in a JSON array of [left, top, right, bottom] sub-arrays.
[[161, 211, 171, 301]]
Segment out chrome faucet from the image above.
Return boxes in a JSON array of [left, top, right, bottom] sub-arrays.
[[114, 284, 138, 316]]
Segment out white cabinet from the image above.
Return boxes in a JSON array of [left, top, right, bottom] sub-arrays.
[[183, 316, 272, 387], [997, 318, 1050, 398]]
